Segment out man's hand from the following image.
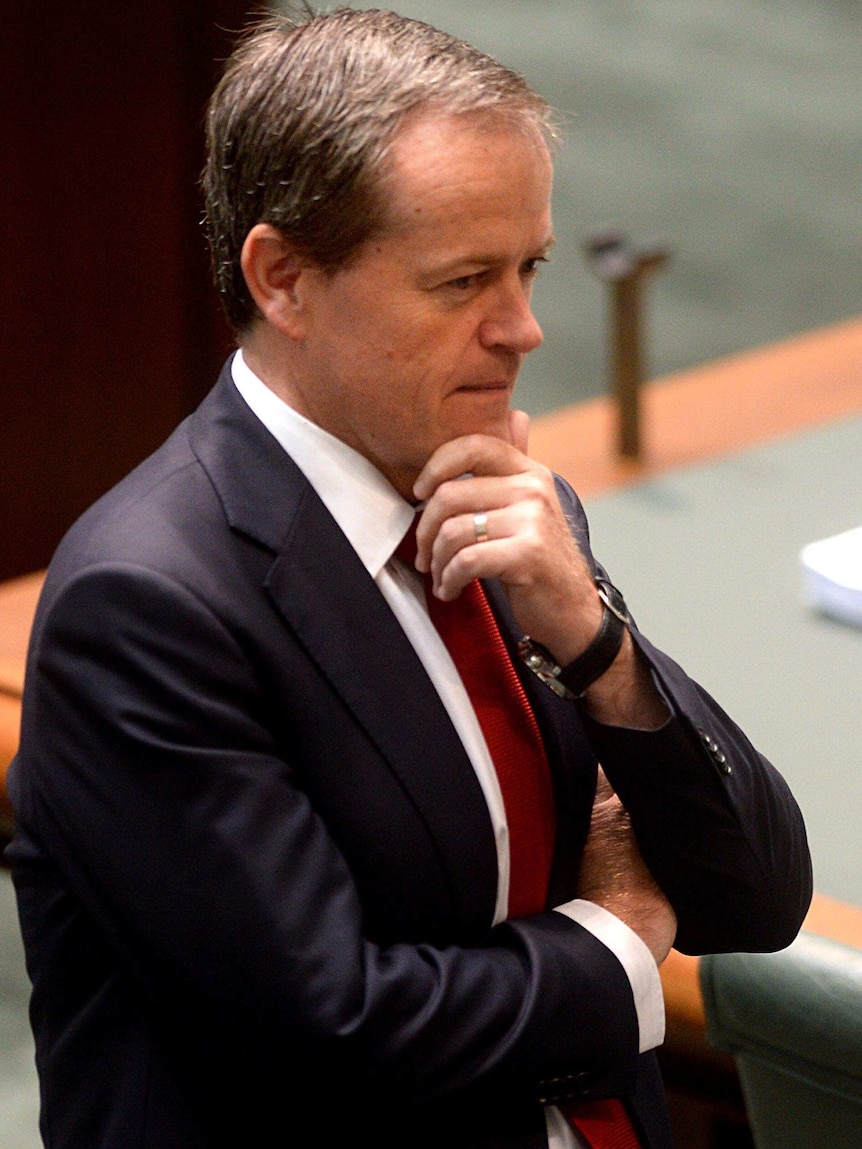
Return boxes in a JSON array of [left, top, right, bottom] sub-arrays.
[[577, 770, 677, 966], [412, 412, 602, 665], [412, 414, 668, 729]]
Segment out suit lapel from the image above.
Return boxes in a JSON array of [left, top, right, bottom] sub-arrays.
[[189, 365, 499, 931]]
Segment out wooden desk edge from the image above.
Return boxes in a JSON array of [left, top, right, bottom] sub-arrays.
[[530, 315, 862, 498], [0, 691, 21, 828], [0, 570, 42, 826]]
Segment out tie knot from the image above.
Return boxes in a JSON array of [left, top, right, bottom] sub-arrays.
[[394, 519, 419, 568]]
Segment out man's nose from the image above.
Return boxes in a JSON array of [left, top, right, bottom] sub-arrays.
[[478, 284, 544, 354]]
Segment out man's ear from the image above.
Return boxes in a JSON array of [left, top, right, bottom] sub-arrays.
[[240, 223, 311, 339]]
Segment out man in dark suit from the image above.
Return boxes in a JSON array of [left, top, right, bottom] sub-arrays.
[[8, 9, 811, 1149]]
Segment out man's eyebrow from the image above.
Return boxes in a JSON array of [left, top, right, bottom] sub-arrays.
[[426, 236, 557, 278]]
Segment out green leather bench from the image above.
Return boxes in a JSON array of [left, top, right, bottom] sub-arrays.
[[700, 932, 862, 1148]]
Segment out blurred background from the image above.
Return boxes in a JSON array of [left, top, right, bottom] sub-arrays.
[[2, 2, 860, 1146], [381, 0, 862, 419]]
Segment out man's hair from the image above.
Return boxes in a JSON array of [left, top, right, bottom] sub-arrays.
[[203, 5, 556, 334]]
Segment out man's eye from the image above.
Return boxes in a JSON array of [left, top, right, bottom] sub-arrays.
[[522, 256, 550, 278], [448, 274, 480, 291]]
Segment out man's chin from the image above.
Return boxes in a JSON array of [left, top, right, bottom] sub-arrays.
[[448, 410, 514, 446]]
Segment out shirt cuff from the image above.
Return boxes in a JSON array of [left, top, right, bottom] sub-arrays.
[[553, 898, 665, 1053]]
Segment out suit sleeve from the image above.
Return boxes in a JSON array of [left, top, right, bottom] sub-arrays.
[[554, 475, 813, 955], [13, 560, 640, 1110]]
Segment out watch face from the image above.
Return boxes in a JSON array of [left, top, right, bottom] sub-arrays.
[[517, 638, 576, 699], [596, 578, 629, 624]]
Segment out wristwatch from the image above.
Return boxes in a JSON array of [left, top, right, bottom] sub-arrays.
[[518, 578, 630, 700]]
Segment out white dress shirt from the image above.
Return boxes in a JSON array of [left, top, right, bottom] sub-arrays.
[[231, 350, 664, 1148]]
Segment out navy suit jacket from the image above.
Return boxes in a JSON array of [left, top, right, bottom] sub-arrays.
[[8, 361, 812, 1148]]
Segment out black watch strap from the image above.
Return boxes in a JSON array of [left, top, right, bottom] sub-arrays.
[[558, 579, 628, 696], [518, 579, 630, 700]]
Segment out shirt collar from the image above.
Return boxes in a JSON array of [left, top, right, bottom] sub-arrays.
[[231, 349, 415, 578]]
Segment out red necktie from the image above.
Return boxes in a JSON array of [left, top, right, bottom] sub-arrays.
[[396, 525, 642, 1148], [560, 1101, 644, 1149], [397, 524, 555, 916]]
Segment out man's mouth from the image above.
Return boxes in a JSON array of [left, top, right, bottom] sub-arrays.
[[456, 379, 515, 392]]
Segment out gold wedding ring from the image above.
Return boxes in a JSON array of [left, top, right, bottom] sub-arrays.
[[473, 512, 489, 543]]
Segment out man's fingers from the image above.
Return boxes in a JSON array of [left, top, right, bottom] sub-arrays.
[[418, 501, 528, 597], [413, 434, 528, 502], [430, 534, 544, 601], [508, 409, 530, 455], [414, 474, 543, 571], [410, 430, 597, 653]]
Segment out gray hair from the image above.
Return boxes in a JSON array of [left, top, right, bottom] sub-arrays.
[[203, 5, 556, 335]]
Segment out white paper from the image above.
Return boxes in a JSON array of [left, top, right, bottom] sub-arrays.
[[800, 526, 862, 628]]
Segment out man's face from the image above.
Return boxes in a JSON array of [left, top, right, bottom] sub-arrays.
[[285, 113, 554, 498]]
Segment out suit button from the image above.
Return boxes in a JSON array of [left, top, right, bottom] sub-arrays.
[[710, 745, 732, 774], [698, 728, 732, 774], [573, 1071, 594, 1096]]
